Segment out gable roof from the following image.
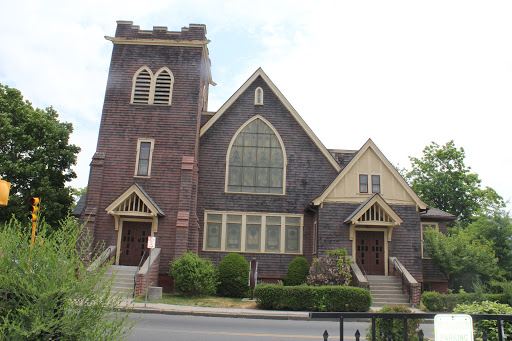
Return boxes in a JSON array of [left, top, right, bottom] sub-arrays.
[[199, 68, 341, 172], [344, 193, 404, 226], [105, 183, 165, 216], [313, 138, 428, 209]]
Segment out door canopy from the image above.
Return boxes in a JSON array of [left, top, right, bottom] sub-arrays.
[[345, 194, 403, 241]]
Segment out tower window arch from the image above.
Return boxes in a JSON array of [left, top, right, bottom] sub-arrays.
[[152, 67, 174, 105], [131, 67, 153, 104], [226, 116, 286, 194], [255, 87, 263, 105], [131, 66, 174, 105]]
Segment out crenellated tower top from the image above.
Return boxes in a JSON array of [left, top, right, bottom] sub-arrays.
[[106, 21, 209, 45]]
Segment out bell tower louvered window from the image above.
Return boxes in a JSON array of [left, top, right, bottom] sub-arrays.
[[132, 67, 152, 104], [131, 66, 174, 105], [153, 68, 173, 105], [227, 116, 286, 194]]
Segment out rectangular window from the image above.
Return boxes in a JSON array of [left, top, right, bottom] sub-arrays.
[[135, 139, 154, 177], [204, 212, 303, 254], [372, 175, 381, 193], [421, 223, 438, 258], [359, 174, 368, 193], [205, 214, 222, 250]]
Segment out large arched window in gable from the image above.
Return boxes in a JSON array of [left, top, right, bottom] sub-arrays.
[[131, 66, 153, 104], [226, 116, 286, 194]]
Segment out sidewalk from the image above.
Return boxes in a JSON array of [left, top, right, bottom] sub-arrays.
[[118, 299, 424, 321]]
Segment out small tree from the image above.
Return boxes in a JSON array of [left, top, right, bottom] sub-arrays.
[[169, 252, 217, 296], [307, 249, 352, 286], [217, 253, 249, 298], [366, 305, 422, 341], [0, 217, 134, 339], [283, 257, 309, 286]]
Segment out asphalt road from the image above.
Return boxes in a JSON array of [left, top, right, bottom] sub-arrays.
[[127, 313, 435, 340]]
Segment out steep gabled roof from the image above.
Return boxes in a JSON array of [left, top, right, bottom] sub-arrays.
[[105, 183, 165, 216], [199, 68, 341, 172], [313, 139, 428, 209]]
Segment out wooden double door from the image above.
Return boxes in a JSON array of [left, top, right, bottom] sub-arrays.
[[119, 221, 151, 266], [356, 231, 385, 275]]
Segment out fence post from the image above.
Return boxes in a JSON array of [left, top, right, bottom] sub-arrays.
[[372, 317, 376, 341], [403, 317, 408, 341], [418, 330, 424, 341], [498, 320, 505, 341], [355, 329, 360, 341], [340, 317, 344, 341], [323, 330, 329, 341]]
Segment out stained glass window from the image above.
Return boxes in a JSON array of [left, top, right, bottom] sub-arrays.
[[228, 118, 285, 194]]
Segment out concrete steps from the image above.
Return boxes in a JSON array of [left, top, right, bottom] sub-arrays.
[[368, 275, 412, 307], [103, 265, 138, 298]]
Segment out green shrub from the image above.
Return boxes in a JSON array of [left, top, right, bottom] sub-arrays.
[[169, 252, 217, 296], [217, 253, 249, 298], [454, 301, 512, 341], [366, 305, 422, 341], [283, 257, 309, 286], [254, 284, 371, 311], [421, 291, 507, 312], [307, 248, 352, 286], [316, 286, 373, 312]]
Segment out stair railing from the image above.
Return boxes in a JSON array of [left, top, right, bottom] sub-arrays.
[[389, 256, 419, 305], [133, 249, 148, 297], [348, 256, 370, 290], [87, 245, 116, 272]]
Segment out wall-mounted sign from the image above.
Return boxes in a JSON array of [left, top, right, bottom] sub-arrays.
[[147, 236, 156, 249]]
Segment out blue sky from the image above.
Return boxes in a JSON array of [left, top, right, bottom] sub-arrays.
[[1, 0, 511, 211]]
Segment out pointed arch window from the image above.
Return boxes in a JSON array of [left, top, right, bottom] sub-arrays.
[[131, 66, 174, 105], [255, 87, 263, 105], [132, 67, 153, 104], [227, 117, 286, 194], [153, 68, 173, 105]]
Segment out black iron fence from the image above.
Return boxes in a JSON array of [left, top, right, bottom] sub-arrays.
[[310, 312, 512, 341]]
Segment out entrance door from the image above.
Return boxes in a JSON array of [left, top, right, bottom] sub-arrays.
[[119, 221, 151, 266], [356, 231, 385, 275]]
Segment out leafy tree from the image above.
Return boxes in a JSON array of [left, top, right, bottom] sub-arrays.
[[0, 217, 135, 339], [423, 227, 499, 291], [0, 83, 80, 227], [406, 141, 504, 225], [467, 211, 512, 279], [169, 252, 218, 296]]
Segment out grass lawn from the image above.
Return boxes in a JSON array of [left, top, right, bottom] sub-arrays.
[[134, 293, 258, 309]]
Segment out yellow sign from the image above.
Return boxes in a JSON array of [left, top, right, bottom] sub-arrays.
[[0, 178, 11, 206]]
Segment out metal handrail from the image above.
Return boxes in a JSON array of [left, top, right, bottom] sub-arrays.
[[133, 249, 148, 297]]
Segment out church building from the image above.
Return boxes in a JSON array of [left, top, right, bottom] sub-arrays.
[[74, 21, 454, 300]]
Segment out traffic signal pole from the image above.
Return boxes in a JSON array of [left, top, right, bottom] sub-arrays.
[[29, 198, 41, 247]]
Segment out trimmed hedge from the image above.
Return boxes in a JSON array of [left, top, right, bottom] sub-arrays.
[[254, 284, 372, 311], [217, 253, 250, 298], [421, 291, 507, 312], [283, 257, 309, 286]]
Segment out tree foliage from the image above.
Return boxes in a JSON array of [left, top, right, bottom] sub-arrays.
[[466, 211, 512, 279], [0, 83, 80, 227], [405, 140, 504, 225], [0, 217, 134, 340], [423, 227, 499, 291], [307, 249, 352, 286]]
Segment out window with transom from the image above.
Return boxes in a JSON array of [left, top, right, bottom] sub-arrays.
[[227, 117, 285, 194]]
